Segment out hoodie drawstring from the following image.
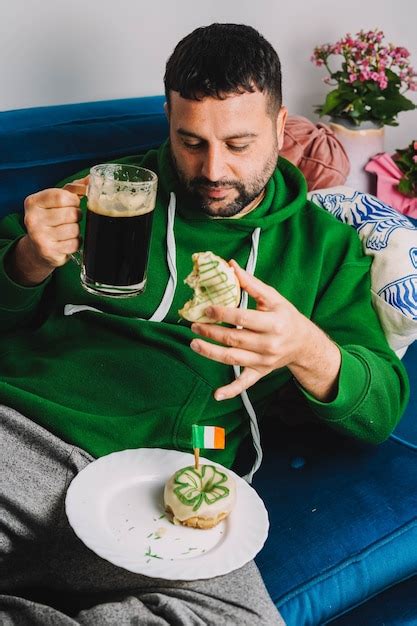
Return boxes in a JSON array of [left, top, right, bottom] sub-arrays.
[[233, 228, 263, 484], [148, 193, 177, 322]]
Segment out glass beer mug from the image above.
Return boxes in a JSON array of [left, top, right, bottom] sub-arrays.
[[75, 164, 157, 298]]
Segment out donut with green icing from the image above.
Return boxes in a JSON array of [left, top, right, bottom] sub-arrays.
[[164, 464, 236, 529], [178, 251, 240, 323]]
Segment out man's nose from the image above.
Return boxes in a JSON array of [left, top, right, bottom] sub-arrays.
[[200, 145, 228, 182]]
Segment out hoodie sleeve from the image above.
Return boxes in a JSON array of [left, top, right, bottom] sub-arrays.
[[0, 213, 51, 330], [300, 250, 410, 444]]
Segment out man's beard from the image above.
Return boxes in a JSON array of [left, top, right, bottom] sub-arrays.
[[171, 147, 279, 217]]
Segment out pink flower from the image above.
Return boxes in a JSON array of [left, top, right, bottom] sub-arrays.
[[413, 141, 417, 151], [359, 70, 371, 81], [389, 50, 401, 63], [395, 46, 410, 58], [376, 70, 388, 89], [311, 29, 416, 125], [413, 155, 417, 163]]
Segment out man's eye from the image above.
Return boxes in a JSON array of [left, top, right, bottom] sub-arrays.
[[227, 144, 249, 152], [183, 142, 203, 150]]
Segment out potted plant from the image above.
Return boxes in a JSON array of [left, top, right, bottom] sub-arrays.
[[311, 29, 417, 192], [311, 29, 416, 127]]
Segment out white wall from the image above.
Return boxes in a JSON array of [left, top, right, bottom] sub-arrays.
[[1, 0, 416, 151]]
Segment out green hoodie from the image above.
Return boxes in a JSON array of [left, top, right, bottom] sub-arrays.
[[0, 142, 409, 469]]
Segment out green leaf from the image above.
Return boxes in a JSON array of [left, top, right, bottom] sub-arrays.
[[388, 95, 415, 113], [365, 82, 380, 93], [351, 98, 366, 115], [338, 81, 355, 95], [395, 155, 412, 173], [398, 178, 414, 197], [364, 93, 416, 123], [385, 68, 401, 87], [320, 89, 345, 115]]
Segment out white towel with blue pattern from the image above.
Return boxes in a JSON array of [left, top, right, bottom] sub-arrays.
[[308, 186, 417, 358]]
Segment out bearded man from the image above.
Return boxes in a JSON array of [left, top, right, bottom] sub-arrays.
[[0, 23, 408, 625]]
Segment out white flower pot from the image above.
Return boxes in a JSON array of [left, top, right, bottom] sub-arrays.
[[329, 118, 385, 194]]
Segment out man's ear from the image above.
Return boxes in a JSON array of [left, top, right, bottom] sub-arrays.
[[276, 106, 288, 151]]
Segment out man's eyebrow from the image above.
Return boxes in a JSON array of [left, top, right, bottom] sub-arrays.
[[176, 128, 258, 140]]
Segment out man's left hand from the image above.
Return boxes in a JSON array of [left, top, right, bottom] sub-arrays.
[[190, 260, 341, 402]]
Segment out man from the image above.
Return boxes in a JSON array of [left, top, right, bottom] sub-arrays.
[[0, 23, 408, 625]]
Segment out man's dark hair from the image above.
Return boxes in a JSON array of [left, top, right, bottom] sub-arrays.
[[164, 23, 282, 115]]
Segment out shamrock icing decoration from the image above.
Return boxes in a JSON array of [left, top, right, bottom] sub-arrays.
[[173, 465, 230, 511]]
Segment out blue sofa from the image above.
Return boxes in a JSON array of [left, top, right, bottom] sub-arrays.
[[1, 96, 417, 625]]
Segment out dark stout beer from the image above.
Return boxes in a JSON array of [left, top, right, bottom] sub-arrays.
[[83, 206, 154, 289], [80, 163, 157, 297]]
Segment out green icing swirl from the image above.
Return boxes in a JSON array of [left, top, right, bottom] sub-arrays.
[[195, 259, 238, 310], [173, 465, 230, 512]]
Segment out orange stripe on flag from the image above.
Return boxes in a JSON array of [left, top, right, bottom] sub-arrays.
[[214, 426, 225, 449]]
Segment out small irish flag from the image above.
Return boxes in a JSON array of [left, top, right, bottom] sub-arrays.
[[192, 424, 225, 450]]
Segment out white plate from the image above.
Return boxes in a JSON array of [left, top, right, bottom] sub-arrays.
[[65, 448, 269, 580]]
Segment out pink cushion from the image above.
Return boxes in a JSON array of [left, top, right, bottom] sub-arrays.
[[365, 153, 417, 219], [282, 115, 350, 191]]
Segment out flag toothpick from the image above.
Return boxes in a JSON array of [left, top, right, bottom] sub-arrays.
[[191, 424, 225, 471], [194, 447, 200, 470]]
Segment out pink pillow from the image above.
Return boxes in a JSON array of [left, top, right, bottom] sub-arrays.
[[365, 153, 417, 219], [282, 115, 350, 191]]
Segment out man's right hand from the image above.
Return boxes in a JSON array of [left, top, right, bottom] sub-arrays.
[[6, 178, 88, 287]]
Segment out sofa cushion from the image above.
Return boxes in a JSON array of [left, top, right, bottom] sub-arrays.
[[252, 341, 417, 625], [255, 430, 417, 626], [282, 116, 350, 191], [0, 96, 169, 218], [328, 574, 417, 625], [309, 187, 417, 357]]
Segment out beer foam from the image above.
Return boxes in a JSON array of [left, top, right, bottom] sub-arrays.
[[88, 190, 156, 217]]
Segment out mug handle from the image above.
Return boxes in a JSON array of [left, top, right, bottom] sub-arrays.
[[63, 176, 90, 267], [69, 195, 88, 266], [70, 251, 82, 266]]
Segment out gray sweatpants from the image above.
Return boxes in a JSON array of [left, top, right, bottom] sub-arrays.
[[0, 406, 284, 625]]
